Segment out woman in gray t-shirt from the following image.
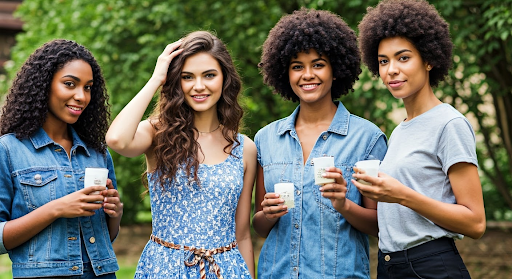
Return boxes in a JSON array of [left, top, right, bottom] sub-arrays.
[[355, 0, 486, 278]]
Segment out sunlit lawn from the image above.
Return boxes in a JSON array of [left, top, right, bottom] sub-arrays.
[[0, 254, 137, 279]]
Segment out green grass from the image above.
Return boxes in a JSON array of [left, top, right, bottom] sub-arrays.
[[0, 254, 138, 279], [0, 254, 12, 279]]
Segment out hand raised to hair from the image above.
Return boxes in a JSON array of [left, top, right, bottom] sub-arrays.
[[151, 40, 184, 86]]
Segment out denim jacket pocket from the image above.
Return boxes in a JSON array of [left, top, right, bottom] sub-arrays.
[[17, 169, 58, 209], [262, 162, 293, 193], [313, 164, 356, 213]]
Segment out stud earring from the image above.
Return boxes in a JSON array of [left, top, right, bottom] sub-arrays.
[[427, 65, 432, 71]]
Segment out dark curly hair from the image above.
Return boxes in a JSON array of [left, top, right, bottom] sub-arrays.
[[151, 31, 243, 188], [0, 39, 110, 153], [259, 8, 361, 102], [358, 0, 453, 87]]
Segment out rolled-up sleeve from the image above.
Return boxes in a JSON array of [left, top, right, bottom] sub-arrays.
[[0, 221, 7, 254]]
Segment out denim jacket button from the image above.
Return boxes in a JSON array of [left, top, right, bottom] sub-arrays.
[[68, 237, 77, 240], [294, 224, 299, 229], [322, 134, 328, 140], [384, 255, 391, 261], [97, 266, 102, 270], [89, 237, 96, 243], [71, 266, 79, 271], [296, 190, 301, 196], [34, 174, 42, 184]]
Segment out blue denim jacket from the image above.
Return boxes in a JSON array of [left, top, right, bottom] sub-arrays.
[[0, 127, 119, 278], [255, 102, 387, 279]]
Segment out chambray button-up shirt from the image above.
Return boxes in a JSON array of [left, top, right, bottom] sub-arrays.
[[255, 102, 387, 279], [0, 127, 119, 278]]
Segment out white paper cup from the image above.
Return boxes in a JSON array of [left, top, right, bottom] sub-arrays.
[[84, 168, 108, 196], [274, 183, 295, 208], [354, 160, 380, 185], [313, 157, 335, 185]]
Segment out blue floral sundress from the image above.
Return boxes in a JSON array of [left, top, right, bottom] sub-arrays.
[[134, 134, 251, 279]]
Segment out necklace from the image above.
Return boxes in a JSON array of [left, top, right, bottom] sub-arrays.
[[197, 124, 221, 134]]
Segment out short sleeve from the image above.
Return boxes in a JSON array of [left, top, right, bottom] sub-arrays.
[[368, 133, 388, 161], [254, 130, 262, 165], [438, 117, 478, 174]]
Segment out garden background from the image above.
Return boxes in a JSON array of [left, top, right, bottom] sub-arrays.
[[0, 0, 511, 278]]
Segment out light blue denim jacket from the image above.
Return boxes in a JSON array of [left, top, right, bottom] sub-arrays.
[[0, 127, 119, 278], [255, 102, 387, 279]]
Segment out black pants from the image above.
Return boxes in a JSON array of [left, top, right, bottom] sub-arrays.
[[377, 237, 471, 279]]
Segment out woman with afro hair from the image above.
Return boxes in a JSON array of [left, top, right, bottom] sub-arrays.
[[0, 39, 122, 278], [253, 8, 387, 278], [355, 0, 485, 278]]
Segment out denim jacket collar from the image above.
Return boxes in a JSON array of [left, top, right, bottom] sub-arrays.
[[277, 101, 350, 136], [29, 127, 91, 157]]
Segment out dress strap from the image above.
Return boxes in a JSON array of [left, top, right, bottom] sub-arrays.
[[231, 133, 244, 158]]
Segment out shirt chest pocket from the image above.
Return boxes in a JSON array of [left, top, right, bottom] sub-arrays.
[[17, 169, 58, 210], [262, 162, 294, 192]]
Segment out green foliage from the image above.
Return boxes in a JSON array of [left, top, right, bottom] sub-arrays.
[[1, 0, 511, 223]]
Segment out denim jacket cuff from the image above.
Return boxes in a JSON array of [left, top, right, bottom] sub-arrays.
[[0, 221, 7, 254]]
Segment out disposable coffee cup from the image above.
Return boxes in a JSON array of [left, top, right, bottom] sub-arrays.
[[313, 156, 335, 185], [274, 183, 295, 208], [84, 168, 108, 199], [354, 160, 380, 185]]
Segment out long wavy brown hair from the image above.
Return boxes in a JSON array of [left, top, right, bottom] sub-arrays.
[[151, 31, 243, 189]]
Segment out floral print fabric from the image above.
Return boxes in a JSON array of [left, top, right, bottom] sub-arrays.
[[135, 135, 251, 279]]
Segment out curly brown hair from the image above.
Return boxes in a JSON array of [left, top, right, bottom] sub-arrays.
[[259, 8, 361, 102], [0, 39, 110, 153], [151, 31, 243, 188], [358, 0, 453, 87]]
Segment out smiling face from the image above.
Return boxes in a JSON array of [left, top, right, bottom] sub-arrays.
[[45, 59, 93, 130], [377, 37, 431, 101], [288, 49, 334, 105], [180, 52, 223, 115]]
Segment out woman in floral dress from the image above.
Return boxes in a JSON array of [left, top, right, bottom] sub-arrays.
[[106, 31, 256, 279]]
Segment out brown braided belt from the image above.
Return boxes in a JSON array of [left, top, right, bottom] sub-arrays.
[[150, 234, 238, 279]]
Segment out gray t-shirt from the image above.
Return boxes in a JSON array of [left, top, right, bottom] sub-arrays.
[[378, 103, 478, 253]]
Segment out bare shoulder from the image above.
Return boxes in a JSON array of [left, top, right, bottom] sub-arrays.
[[242, 135, 257, 158]]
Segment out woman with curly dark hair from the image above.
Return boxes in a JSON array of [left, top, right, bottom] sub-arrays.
[[106, 31, 256, 278], [0, 39, 122, 278], [252, 8, 387, 278], [355, 0, 485, 278]]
